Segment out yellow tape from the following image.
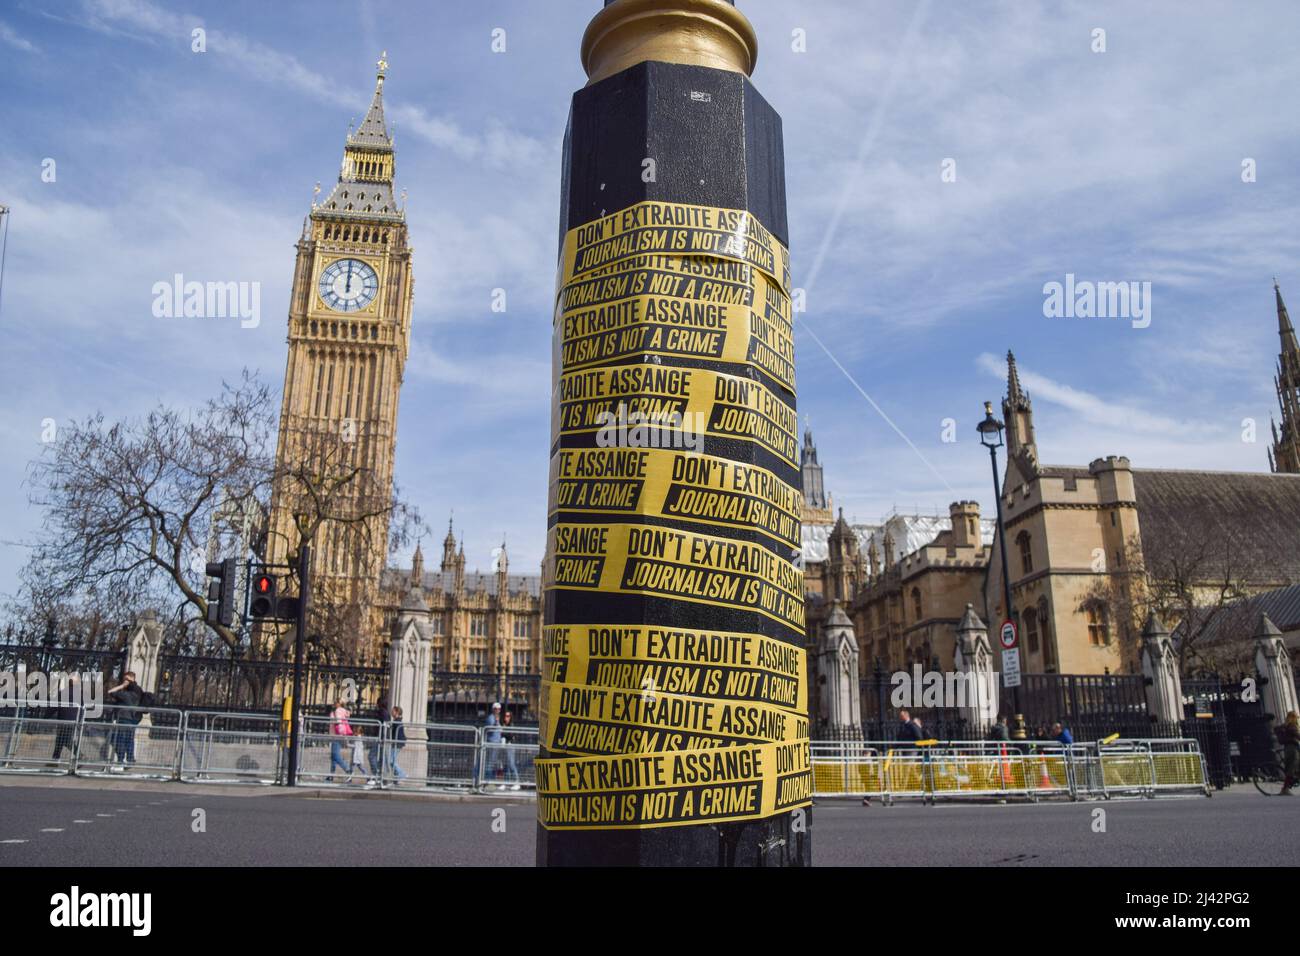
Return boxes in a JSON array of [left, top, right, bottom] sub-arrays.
[[540, 678, 809, 757], [536, 740, 812, 830], [553, 365, 797, 466], [548, 447, 801, 550], [555, 292, 794, 391], [559, 201, 790, 293], [547, 522, 805, 631], [559, 254, 791, 324], [543, 201, 803, 830], [541, 623, 806, 713]]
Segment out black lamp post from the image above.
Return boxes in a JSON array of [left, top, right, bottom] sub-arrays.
[[977, 401, 1026, 739]]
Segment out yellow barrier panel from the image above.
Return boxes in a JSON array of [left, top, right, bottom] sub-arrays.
[[1101, 753, 1154, 790], [1152, 752, 1205, 788]]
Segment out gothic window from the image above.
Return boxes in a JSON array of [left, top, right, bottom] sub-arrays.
[[470, 614, 487, 637], [1016, 531, 1033, 574], [1086, 603, 1111, 646], [430, 613, 443, 636], [910, 587, 923, 622], [1023, 607, 1039, 654], [469, 648, 487, 672], [512, 650, 533, 672], [513, 618, 532, 639]]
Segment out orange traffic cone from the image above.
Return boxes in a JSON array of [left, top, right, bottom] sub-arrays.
[[1038, 757, 1052, 788]]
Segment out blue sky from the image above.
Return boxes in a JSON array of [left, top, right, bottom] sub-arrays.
[[1, 0, 1299, 595]]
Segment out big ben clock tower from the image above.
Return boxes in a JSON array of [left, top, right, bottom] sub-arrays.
[[267, 53, 413, 658]]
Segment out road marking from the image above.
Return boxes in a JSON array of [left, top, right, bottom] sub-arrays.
[[40, 828, 64, 833], [72, 820, 93, 824], [0, 839, 29, 844], [95, 813, 114, 818]]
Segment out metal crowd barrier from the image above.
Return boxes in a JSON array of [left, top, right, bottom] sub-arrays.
[[0, 712, 83, 774], [0, 703, 546, 794], [71, 705, 185, 780], [181, 711, 286, 784], [476, 726, 539, 792], [811, 738, 1209, 802]]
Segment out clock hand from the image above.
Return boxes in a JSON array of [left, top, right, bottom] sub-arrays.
[[345, 261, 353, 293]]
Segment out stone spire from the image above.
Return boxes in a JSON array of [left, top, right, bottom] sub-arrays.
[[410, 541, 425, 585], [441, 515, 457, 570], [801, 421, 825, 499], [315, 53, 401, 220], [1270, 281, 1300, 473], [350, 52, 392, 147], [1003, 350, 1038, 464]]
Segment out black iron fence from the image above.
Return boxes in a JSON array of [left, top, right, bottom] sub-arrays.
[[0, 642, 126, 682], [428, 672, 541, 725], [156, 653, 389, 716], [858, 672, 970, 742], [1017, 672, 1152, 741]]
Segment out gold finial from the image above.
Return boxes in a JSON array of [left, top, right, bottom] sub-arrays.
[[582, 0, 758, 85], [312, 181, 321, 208], [376, 50, 388, 88]]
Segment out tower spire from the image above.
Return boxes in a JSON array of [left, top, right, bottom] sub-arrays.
[[1006, 349, 1026, 405], [1277, 278, 1299, 355], [1003, 350, 1038, 466], [315, 53, 399, 218], [1270, 281, 1300, 473], [350, 51, 392, 147]]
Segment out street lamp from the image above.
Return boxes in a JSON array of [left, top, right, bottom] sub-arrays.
[[978, 401, 1026, 739]]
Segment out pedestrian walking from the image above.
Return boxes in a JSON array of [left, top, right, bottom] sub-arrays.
[[347, 725, 374, 786], [50, 675, 81, 765], [386, 705, 407, 780], [502, 709, 520, 790], [479, 701, 504, 788], [326, 700, 352, 782], [896, 709, 922, 743], [989, 716, 1010, 742], [369, 698, 389, 778], [1278, 711, 1300, 796]]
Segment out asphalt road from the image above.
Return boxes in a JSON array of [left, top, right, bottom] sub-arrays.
[[1, 779, 1295, 866]]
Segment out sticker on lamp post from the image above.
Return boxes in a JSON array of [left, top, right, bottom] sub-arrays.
[[1000, 620, 1021, 688]]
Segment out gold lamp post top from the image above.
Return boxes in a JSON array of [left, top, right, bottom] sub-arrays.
[[581, 0, 758, 84]]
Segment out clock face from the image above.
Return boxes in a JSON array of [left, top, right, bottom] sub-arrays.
[[318, 258, 379, 312]]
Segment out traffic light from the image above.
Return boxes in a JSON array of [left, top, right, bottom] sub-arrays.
[[249, 572, 277, 618], [204, 558, 237, 628], [247, 569, 300, 621]]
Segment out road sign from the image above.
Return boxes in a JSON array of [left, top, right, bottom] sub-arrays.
[[1000, 620, 1018, 649], [1002, 646, 1022, 688]]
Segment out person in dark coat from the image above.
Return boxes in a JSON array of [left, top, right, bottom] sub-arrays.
[[50, 675, 81, 763], [106, 671, 143, 766]]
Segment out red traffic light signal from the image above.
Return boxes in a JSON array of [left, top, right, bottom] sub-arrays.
[[249, 574, 278, 618]]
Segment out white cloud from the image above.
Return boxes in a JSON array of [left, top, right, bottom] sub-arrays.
[[975, 351, 1202, 437], [0, 20, 38, 52]]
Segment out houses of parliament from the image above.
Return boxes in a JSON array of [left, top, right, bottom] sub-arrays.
[[265, 56, 1299, 697]]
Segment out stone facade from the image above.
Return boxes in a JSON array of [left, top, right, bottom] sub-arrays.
[[378, 520, 543, 680]]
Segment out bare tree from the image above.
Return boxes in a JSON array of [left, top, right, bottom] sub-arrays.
[[18, 371, 422, 665], [22, 373, 274, 654], [1081, 526, 1261, 674]]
